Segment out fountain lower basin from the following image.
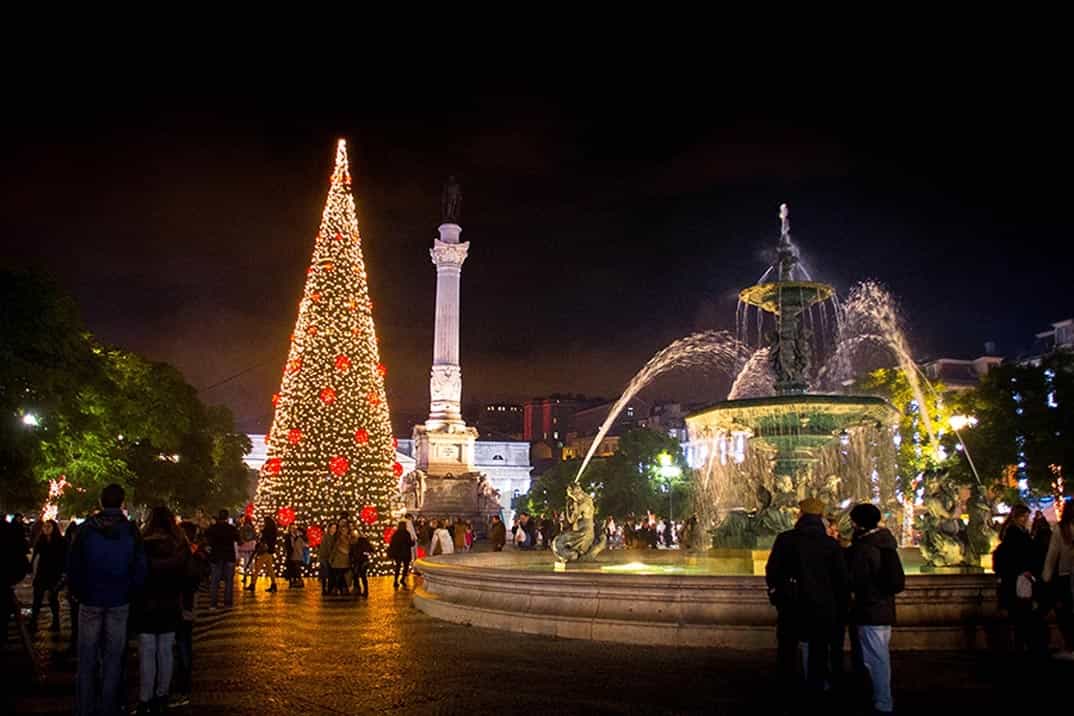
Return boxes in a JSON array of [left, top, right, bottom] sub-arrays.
[[413, 551, 1000, 650]]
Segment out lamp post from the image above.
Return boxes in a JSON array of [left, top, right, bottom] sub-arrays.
[[655, 452, 682, 522]]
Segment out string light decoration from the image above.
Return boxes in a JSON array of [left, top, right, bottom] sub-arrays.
[[253, 139, 398, 576]]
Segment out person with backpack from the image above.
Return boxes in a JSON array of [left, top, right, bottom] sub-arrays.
[[765, 497, 849, 704], [995, 503, 1047, 657], [203, 509, 240, 609], [66, 484, 148, 716], [846, 503, 905, 715], [133, 506, 190, 715]]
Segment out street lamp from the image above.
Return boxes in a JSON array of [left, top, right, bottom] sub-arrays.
[[21, 413, 39, 427], [655, 452, 682, 522]]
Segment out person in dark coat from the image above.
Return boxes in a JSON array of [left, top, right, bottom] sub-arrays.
[[765, 497, 849, 701], [846, 503, 905, 715], [994, 503, 1047, 656], [388, 522, 415, 590], [63, 520, 81, 654], [488, 515, 506, 552], [134, 506, 190, 714], [30, 519, 66, 631], [204, 509, 240, 607], [350, 529, 374, 598]]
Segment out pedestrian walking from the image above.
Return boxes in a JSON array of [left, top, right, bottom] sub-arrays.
[[350, 529, 373, 598], [284, 524, 307, 589], [489, 515, 506, 552], [1044, 502, 1074, 659], [389, 521, 414, 589], [29, 518, 65, 632], [994, 503, 1047, 657], [247, 516, 278, 593]]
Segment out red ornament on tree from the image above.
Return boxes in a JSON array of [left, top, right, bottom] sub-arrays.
[[287, 358, 302, 374], [264, 457, 282, 476], [320, 387, 337, 405], [329, 455, 349, 477], [383, 526, 396, 543], [276, 506, 296, 527], [244, 502, 255, 519], [271, 393, 280, 406], [307, 524, 324, 548], [393, 461, 404, 478], [354, 428, 369, 444], [334, 355, 352, 371], [360, 505, 378, 525], [334, 231, 343, 241], [376, 363, 387, 377], [392, 436, 399, 449], [306, 325, 318, 336], [311, 291, 322, 303], [367, 391, 380, 406], [287, 428, 302, 445]]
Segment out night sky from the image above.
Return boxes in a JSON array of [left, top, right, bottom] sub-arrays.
[[3, 84, 1069, 433]]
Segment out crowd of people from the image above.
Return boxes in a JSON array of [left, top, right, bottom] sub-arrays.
[[5, 485, 1074, 715]]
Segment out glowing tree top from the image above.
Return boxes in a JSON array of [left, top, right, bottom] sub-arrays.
[[254, 139, 400, 574]]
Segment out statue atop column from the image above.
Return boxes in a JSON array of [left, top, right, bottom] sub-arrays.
[[441, 176, 462, 224]]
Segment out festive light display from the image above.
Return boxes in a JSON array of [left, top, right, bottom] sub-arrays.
[[253, 139, 398, 575], [276, 506, 296, 528]]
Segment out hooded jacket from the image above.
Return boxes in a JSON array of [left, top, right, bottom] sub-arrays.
[[846, 526, 904, 625], [66, 508, 147, 608]]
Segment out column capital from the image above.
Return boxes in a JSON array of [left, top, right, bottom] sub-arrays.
[[430, 239, 470, 268]]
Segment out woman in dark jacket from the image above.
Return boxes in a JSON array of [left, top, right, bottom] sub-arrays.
[[388, 521, 414, 590], [350, 529, 374, 598], [995, 504, 1046, 655], [30, 519, 65, 631], [135, 506, 190, 714]]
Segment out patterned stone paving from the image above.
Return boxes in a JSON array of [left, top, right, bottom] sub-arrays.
[[0, 575, 1046, 714]]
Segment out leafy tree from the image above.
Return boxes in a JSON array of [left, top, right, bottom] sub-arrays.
[[519, 429, 692, 520], [0, 270, 253, 517]]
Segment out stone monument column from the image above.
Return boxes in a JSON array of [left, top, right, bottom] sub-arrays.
[[427, 223, 469, 429]]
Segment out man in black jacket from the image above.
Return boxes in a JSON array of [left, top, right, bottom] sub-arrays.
[[846, 503, 904, 715], [765, 497, 849, 699]]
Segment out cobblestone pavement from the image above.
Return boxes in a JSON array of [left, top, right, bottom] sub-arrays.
[[2, 574, 1053, 714]]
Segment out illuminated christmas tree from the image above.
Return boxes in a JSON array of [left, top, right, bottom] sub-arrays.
[[253, 139, 401, 575]]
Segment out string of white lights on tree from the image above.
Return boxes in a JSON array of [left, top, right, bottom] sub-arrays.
[[253, 139, 402, 575]]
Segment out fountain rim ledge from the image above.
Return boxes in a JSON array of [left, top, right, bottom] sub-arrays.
[[685, 393, 901, 421]]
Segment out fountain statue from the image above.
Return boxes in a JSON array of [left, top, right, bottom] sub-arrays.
[[552, 484, 607, 563]]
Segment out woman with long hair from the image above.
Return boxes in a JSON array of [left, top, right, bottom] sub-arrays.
[[995, 504, 1046, 656], [1044, 502, 1074, 658], [134, 506, 190, 714], [30, 518, 65, 631]]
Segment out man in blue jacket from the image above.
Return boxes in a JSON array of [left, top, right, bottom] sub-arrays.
[[67, 484, 147, 716]]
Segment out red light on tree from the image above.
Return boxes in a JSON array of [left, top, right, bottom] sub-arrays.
[[329, 455, 349, 476], [376, 363, 387, 376], [287, 429, 302, 445], [360, 505, 378, 525], [276, 506, 296, 527], [271, 393, 280, 406], [335, 355, 352, 371], [393, 462, 404, 478], [354, 428, 369, 444], [367, 391, 380, 406], [383, 526, 396, 543], [264, 458, 282, 476], [320, 387, 337, 405], [307, 524, 324, 548]]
